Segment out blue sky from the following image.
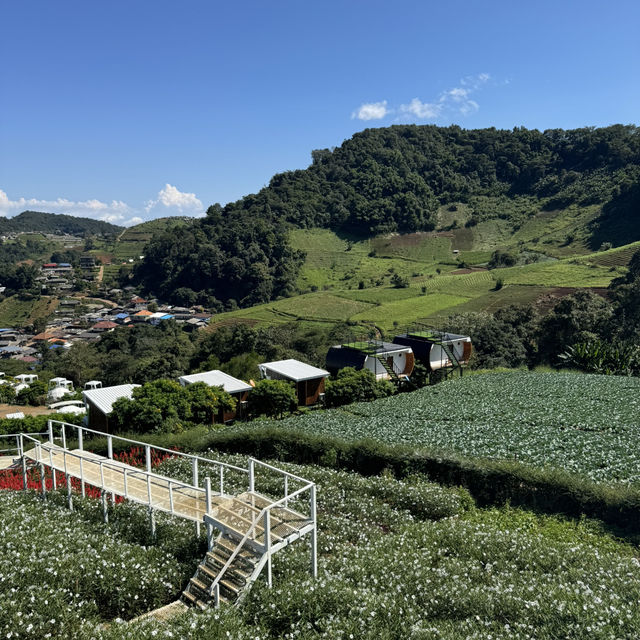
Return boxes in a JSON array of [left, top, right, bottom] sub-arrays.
[[1, 0, 638, 225]]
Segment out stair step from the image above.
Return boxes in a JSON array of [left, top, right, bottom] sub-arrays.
[[210, 542, 258, 562], [202, 559, 251, 581], [190, 577, 209, 593], [182, 590, 197, 604], [182, 590, 209, 610]]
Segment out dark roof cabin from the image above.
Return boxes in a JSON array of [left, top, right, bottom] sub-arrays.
[[393, 328, 472, 372], [326, 339, 414, 384], [258, 359, 329, 407]]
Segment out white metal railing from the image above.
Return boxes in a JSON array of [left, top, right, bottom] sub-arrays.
[[48, 420, 248, 496], [0, 432, 53, 457], [20, 432, 208, 519], [207, 480, 317, 604]]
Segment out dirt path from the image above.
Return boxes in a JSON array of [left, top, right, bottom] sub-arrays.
[[96, 265, 104, 283], [0, 404, 57, 419]]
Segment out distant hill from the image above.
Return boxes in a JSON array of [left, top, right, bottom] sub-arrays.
[[135, 124, 640, 307], [0, 211, 123, 236]]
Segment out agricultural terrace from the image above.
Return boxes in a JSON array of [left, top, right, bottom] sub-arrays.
[[209, 228, 624, 332], [234, 371, 640, 485], [2, 452, 640, 638]]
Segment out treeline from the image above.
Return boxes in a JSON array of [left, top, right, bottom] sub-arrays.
[[446, 250, 640, 374], [42, 319, 351, 388], [135, 125, 640, 306]]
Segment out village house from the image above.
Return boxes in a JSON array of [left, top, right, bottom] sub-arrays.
[[179, 370, 252, 422]]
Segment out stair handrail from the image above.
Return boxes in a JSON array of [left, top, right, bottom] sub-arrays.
[[207, 483, 314, 603], [0, 432, 54, 456], [440, 340, 461, 368]]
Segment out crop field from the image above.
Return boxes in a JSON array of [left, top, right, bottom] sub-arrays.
[[249, 371, 640, 485], [579, 240, 640, 267], [0, 295, 58, 328], [2, 451, 640, 639], [350, 292, 471, 328], [210, 224, 636, 332], [266, 292, 375, 321], [500, 260, 613, 287]]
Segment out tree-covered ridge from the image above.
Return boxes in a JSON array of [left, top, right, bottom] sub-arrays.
[[0, 210, 123, 236], [227, 124, 640, 233], [135, 125, 640, 306], [133, 210, 304, 308]]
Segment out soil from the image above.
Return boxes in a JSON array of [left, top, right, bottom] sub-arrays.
[[534, 287, 610, 314], [0, 404, 57, 419]]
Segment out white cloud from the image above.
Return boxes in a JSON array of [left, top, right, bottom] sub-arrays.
[[0, 188, 132, 222], [0, 183, 205, 227], [460, 100, 479, 116], [399, 98, 441, 119], [442, 87, 469, 103], [351, 101, 389, 121], [395, 73, 492, 122], [145, 183, 203, 214]]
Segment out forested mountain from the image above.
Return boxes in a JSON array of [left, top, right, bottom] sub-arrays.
[[136, 125, 640, 307], [0, 211, 122, 236], [134, 211, 304, 308]]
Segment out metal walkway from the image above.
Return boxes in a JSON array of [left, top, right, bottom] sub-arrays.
[[1, 421, 318, 616]]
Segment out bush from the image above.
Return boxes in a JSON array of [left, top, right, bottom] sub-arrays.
[[15, 380, 47, 406], [248, 379, 297, 418], [488, 249, 517, 269], [110, 379, 235, 434], [325, 368, 395, 407], [390, 273, 409, 288]]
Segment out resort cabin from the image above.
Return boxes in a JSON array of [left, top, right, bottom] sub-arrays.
[[393, 328, 472, 371], [326, 339, 414, 382], [83, 383, 140, 433], [84, 380, 103, 390], [178, 369, 252, 422], [15, 373, 38, 385], [258, 359, 329, 407], [47, 377, 74, 402]]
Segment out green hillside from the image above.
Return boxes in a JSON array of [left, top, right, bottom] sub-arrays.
[[211, 225, 626, 331], [133, 125, 640, 308]]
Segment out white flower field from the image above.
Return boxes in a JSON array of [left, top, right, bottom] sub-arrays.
[[2, 452, 640, 638]]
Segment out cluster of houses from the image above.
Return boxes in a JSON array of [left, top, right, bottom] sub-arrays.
[[80, 328, 472, 433], [0, 295, 212, 362]]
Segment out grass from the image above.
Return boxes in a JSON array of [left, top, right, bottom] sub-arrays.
[[350, 292, 471, 329], [0, 295, 58, 328]]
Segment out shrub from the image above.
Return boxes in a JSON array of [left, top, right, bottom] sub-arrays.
[[248, 379, 298, 418], [325, 368, 395, 407]]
